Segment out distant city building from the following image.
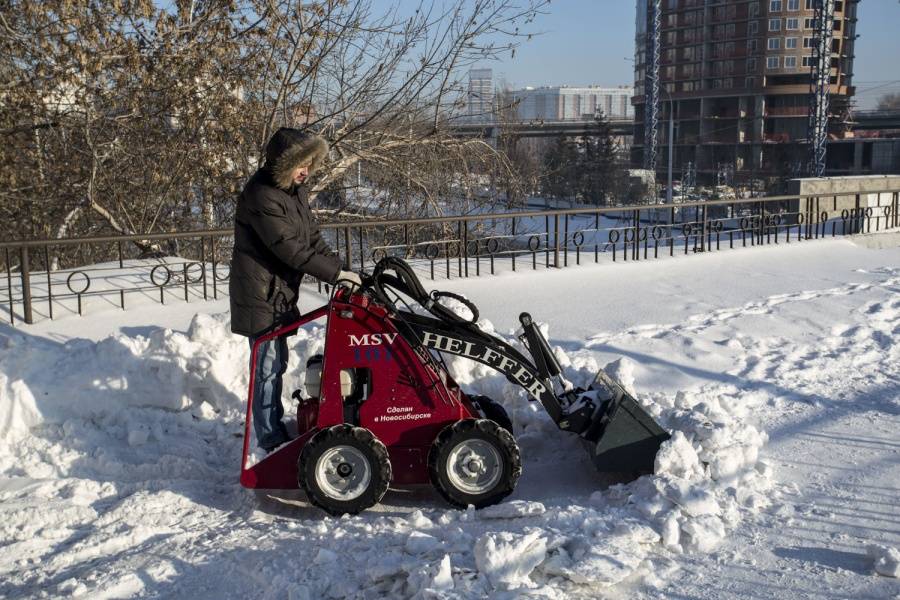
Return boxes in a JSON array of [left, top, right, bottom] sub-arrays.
[[510, 86, 635, 121], [632, 0, 860, 182], [467, 68, 494, 123]]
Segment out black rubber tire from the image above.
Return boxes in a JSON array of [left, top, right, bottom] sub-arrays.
[[471, 395, 513, 434], [428, 419, 521, 509], [298, 424, 392, 516]]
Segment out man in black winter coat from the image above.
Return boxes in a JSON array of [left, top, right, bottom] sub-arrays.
[[230, 127, 359, 451]]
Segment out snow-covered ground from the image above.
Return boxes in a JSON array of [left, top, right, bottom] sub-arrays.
[[1, 235, 899, 598]]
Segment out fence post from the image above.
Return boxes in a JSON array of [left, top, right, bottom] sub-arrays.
[[20, 246, 34, 324], [553, 213, 560, 268]]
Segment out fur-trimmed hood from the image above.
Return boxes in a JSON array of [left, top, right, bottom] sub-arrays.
[[263, 128, 329, 190]]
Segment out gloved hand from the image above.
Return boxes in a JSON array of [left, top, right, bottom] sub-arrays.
[[337, 270, 362, 288]]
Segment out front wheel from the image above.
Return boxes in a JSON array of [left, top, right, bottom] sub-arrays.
[[428, 419, 521, 509], [298, 424, 392, 516]]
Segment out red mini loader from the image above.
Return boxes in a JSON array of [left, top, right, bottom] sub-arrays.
[[240, 258, 669, 515]]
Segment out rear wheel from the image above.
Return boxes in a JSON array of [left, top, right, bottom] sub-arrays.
[[298, 424, 392, 516], [428, 419, 521, 509]]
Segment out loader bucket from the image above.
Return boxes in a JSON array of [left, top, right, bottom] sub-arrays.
[[582, 371, 670, 475]]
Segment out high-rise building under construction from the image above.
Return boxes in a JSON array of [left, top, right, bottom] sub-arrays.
[[632, 0, 859, 184]]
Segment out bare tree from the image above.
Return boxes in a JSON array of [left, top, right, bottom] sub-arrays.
[[1, 0, 549, 257]]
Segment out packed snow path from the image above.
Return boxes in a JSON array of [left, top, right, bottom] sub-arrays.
[[1, 236, 898, 598]]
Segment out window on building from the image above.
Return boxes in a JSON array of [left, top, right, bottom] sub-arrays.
[[666, 49, 676, 61], [786, 18, 799, 29], [767, 56, 780, 69], [749, 2, 760, 17], [803, 37, 815, 48], [749, 21, 759, 34], [784, 56, 798, 68], [713, 79, 723, 89], [804, 17, 815, 29], [768, 38, 781, 50], [724, 78, 734, 89], [769, 18, 781, 31], [746, 76, 758, 88], [788, 0, 800, 9], [748, 39, 759, 53], [805, 0, 815, 8], [786, 37, 798, 49], [665, 66, 676, 79], [770, 0, 782, 11], [802, 55, 814, 67]]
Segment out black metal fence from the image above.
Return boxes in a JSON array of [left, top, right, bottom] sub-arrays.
[[2, 189, 898, 325]]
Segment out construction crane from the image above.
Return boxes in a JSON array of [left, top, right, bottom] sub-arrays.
[[807, 0, 836, 177], [643, 0, 661, 172]]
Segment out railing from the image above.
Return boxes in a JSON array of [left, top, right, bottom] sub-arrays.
[[1, 189, 899, 325]]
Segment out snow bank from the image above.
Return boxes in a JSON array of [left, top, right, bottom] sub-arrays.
[[0, 311, 774, 597]]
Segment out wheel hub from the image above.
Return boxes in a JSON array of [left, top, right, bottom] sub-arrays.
[[315, 446, 372, 501], [446, 439, 502, 495]]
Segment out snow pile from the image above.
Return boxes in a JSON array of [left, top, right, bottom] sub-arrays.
[[0, 310, 774, 597], [867, 545, 900, 578]]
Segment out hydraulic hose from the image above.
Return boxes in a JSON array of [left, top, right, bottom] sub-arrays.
[[370, 257, 479, 327]]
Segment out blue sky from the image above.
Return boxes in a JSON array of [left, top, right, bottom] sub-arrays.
[[484, 0, 900, 109]]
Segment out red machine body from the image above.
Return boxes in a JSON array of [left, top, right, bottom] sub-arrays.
[[240, 288, 479, 490]]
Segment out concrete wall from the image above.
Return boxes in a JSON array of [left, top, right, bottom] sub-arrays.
[[788, 175, 900, 233]]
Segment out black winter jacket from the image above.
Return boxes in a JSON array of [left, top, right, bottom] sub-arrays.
[[229, 129, 342, 337]]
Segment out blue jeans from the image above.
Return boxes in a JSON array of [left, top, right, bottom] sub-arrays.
[[249, 335, 290, 450]]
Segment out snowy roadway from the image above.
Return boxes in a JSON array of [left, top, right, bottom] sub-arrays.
[[1, 235, 899, 598]]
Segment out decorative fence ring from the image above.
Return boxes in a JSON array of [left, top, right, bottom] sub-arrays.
[[865, 207, 874, 218], [150, 264, 172, 287], [797, 214, 805, 224], [624, 228, 636, 243], [446, 241, 460, 258], [885, 206, 893, 217], [527, 235, 541, 251], [652, 226, 664, 240], [66, 270, 91, 295], [466, 240, 480, 256], [184, 262, 204, 284], [841, 209, 850, 220], [371, 248, 386, 262], [771, 214, 782, 226], [682, 223, 694, 236], [739, 217, 750, 230], [572, 231, 585, 247], [425, 243, 440, 259], [213, 261, 231, 282], [485, 238, 500, 254], [820, 211, 829, 221], [404, 245, 416, 259], [638, 228, 648, 241], [608, 230, 621, 243]]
